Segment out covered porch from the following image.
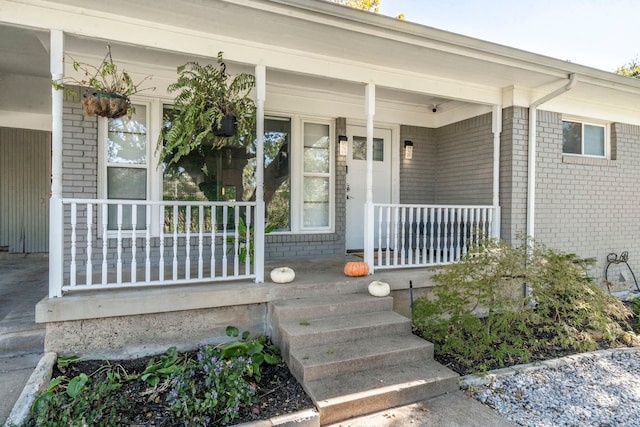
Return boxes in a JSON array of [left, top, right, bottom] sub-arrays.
[[0, 0, 523, 301]]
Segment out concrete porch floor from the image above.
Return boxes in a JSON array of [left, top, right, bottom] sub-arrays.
[[37, 255, 438, 324]]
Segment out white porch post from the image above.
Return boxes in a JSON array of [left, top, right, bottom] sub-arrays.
[[491, 104, 502, 239], [363, 83, 375, 272], [49, 30, 64, 298], [254, 65, 266, 283]]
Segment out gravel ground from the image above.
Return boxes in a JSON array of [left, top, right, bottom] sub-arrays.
[[470, 350, 640, 427]]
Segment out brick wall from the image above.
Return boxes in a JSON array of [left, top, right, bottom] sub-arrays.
[[434, 113, 494, 205], [534, 110, 640, 278], [499, 107, 529, 243], [399, 125, 436, 203]]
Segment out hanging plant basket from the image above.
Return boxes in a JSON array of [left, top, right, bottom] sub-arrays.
[[81, 91, 131, 119], [51, 44, 153, 119], [212, 114, 238, 137]]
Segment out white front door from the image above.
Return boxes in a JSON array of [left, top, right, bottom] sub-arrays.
[[345, 126, 393, 251]]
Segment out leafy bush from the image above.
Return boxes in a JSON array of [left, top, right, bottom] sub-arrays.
[[28, 373, 127, 426], [413, 238, 637, 373], [633, 297, 640, 332], [167, 327, 280, 426]]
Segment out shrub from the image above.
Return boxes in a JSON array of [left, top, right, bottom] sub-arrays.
[[413, 238, 637, 374], [27, 373, 127, 426]]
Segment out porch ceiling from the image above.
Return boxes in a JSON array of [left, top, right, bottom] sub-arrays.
[[2, 0, 640, 124]]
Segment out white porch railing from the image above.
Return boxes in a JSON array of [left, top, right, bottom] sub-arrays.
[[369, 204, 499, 271], [54, 199, 258, 296]]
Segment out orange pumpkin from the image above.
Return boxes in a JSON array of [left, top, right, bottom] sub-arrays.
[[344, 261, 369, 277]]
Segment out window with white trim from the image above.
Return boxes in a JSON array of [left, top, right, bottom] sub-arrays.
[[100, 102, 334, 234], [302, 122, 331, 229], [103, 104, 149, 229], [562, 120, 606, 157], [161, 108, 292, 231]]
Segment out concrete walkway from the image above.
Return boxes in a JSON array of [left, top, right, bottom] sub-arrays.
[[0, 254, 47, 425]]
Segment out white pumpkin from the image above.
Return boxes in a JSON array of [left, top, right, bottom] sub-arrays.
[[270, 267, 295, 284], [368, 280, 390, 297]]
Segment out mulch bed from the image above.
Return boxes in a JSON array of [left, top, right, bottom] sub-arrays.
[[54, 353, 314, 426]]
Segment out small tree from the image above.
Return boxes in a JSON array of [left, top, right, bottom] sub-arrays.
[[615, 59, 640, 79]]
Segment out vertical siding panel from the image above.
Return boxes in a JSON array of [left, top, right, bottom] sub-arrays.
[[0, 127, 51, 253], [0, 128, 8, 248]]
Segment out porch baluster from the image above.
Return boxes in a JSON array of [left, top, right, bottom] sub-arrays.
[[145, 205, 151, 283], [420, 207, 427, 265], [452, 208, 458, 262], [86, 203, 92, 286], [101, 203, 108, 285], [455, 208, 462, 260], [233, 207, 240, 277], [210, 206, 216, 278], [399, 206, 407, 266], [393, 206, 399, 266], [476, 208, 482, 246], [116, 204, 123, 285], [487, 208, 494, 240], [198, 205, 203, 279], [131, 204, 137, 283], [481, 208, 487, 242], [428, 207, 435, 264], [222, 205, 228, 277], [159, 205, 165, 282], [70, 203, 77, 287], [185, 205, 191, 281], [375, 205, 382, 267], [413, 207, 421, 265], [384, 206, 392, 266], [172, 204, 178, 281], [407, 207, 414, 265], [461, 208, 469, 256], [435, 208, 442, 263], [244, 207, 251, 275]]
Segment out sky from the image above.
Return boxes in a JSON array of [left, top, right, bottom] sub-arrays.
[[377, 0, 640, 73]]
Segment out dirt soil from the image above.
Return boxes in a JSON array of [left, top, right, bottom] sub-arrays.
[[54, 354, 314, 426]]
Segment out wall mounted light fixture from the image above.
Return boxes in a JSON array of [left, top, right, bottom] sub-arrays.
[[338, 135, 348, 156], [404, 140, 413, 160]]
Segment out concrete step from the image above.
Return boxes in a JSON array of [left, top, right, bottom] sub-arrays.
[[289, 333, 433, 383], [271, 294, 393, 323], [306, 359, 459, 425], [280, 311, 411, 354], [269, 294, 393, 349]]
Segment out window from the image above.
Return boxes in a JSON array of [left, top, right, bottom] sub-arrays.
[[100, 102, 334, 234], [162, 108, 291, 230], [352, 136, 384, 161], [104, 105, 148, 229], [303, 123, 331, 228], [562, 120, 606, 157]]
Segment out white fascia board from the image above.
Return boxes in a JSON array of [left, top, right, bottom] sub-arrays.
[[506, 85, 640, 125], [2, 0, 502, 105], [228, 0, 640, 93], [534, 96, 640, 127]]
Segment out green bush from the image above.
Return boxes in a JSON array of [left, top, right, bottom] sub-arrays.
[[413, 238, 637, 373], [27, 373, 127, 426]]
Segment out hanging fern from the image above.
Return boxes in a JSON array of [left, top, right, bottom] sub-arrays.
[[160, 52, 256, 165]]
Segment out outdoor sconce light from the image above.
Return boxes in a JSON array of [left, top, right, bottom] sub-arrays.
[[404, 140, 414, 160], [338, 135, 348, 156]]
